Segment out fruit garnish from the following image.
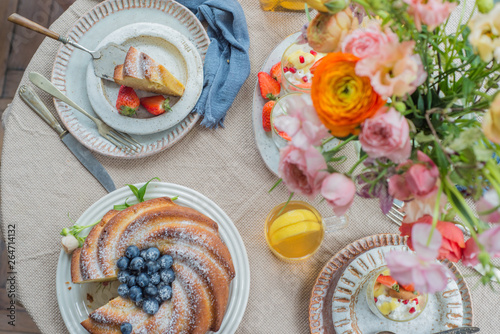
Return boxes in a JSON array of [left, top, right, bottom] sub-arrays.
[[116, 86, 140, 117], [289, 67, 297, 74], [376, 275, 400, 292], [140, 95, 172, 116], [287, 50, 315, 69], [258, 72, 280, 100], [302, 76, 308, 83], [262, 100, 276, 132], [310, 50, 318, 56], [275, 128, 292, 141], [270, 62, 282, 84], [270, 220, 321, 245], [400, 283, 415, 292], [409, 307, 416, 314], [269, 209, 318, 235]]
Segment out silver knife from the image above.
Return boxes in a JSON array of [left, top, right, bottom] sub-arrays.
[[19, 85, 116, 193], [8, 14, 127, 81], [433, 327, 480, 334]]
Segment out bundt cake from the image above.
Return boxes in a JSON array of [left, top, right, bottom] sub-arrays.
[[71, 197, 235, 333], [114, 46, 185, 97]]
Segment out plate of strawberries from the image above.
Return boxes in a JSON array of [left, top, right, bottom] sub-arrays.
[[252, 32, 300, 175]]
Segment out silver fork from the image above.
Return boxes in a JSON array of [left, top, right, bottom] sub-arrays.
[[29, 72, 142, 153]]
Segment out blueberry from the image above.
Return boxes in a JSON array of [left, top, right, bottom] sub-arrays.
[[142, 299, 159, 315], [129, 257, 145, 271], [140, 249, 148, 259], [144, 247, 161, 261], [117, 284, 130, 298], [144, 285, 158, 297], [149, 272, 161, 285], [125, 245, 140, 259], [137, 273, 150, 288], [127, 275, 137, 287], [129, 286, 142, 301], [158, 255, 173, 269], [120, 322, 132, 334], [158, 285, 173, 301], [146, 261, 160, 274], [116, 257, 130, 271], [160, 268, 175, 283], [157, 281, 168, 289], [135, 299, 143, 308], [117, 270, 130, 284]]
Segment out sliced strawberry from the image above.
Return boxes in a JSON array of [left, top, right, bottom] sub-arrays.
[[140, 95, 172, 116], [376, 275, 399, 291], [276, 128, 291, 141], [270, 62, 282, 84], [116, 86, 140, 117], [400, 283, 415, 292], [258, 72, 280, 100], [262, 100, 275, 132]]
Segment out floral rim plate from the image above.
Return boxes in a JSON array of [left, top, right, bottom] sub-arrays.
[[51, 0, 209, 158], [86, 22, 203, 135], [55, 182, 250, 334], [308, 234, 473, 334]]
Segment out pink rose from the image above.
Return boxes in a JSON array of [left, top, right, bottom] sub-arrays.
[[388, 151, 439, 201], [355, 38, 427, 98], [278, 145, 328, 199], [359, 107, 411, 163], [274, 94, 330, 150], [476, 188, 500, 223], [462, 238, 480, 267], [342, 25, 396, 59], [320, 173, 356, 215], [478, 225, 500, 256], [386, 225, 452, 294], [405, 0, 457, 31]]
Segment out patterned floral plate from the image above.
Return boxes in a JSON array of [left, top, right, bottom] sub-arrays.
[[51, 0, 209, 158], [309, 234, 473, 334]]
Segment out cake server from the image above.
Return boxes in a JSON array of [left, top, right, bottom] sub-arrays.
[[19, 85, 116, 193], [8, 13, 127, 81]]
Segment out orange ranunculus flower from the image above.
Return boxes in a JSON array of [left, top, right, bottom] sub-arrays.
[[311, 52, 386, 137]]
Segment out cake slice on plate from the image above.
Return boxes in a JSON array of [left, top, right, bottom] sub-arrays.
[[114, 46, 185, 97]]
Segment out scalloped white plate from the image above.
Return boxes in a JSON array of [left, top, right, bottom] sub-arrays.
[[56, 182, 250, 334], [86, 23, 203, 135], [51, 0, 209, 158]]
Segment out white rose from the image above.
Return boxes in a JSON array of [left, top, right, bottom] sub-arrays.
[[468, 4, 500, 63], [61, 235, 79, 254]]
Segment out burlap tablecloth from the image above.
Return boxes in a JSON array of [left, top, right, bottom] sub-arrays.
[[1, 0, 498, 333]]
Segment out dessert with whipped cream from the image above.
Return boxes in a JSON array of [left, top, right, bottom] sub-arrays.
[[366, 268, 427, 322], [281, 44, 325, 92]]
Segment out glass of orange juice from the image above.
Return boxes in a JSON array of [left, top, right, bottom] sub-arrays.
[[264, 201, 348, 261]]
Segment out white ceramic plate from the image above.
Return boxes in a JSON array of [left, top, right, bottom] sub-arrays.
[[333, 245, 465, 333], [52, 0, 209, 158], [86, 23, 203, 135], [56, 182, 250, 334]]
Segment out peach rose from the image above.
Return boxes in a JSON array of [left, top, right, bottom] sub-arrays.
[[307, 9, 359, 53], [483, 94, 500, 144]]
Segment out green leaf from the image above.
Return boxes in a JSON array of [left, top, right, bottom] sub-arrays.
[[433, 141, 449, 175], [269, 179, 283, 193], [417, 95, 425, 112], [415, 132, 435, 143], [136, 177, 161, 202], [171, 196, 179, 201], [473, 146, 493, 162], [114, 197, 132, 211], [126, 184, 140, 200]]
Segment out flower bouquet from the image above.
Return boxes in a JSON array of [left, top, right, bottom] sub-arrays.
[[273, 0, 500, 292]]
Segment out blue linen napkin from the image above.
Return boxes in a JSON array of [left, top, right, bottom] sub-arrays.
[[180, 0, 251, 128]]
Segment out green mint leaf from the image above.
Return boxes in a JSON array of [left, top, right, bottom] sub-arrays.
[[137, 177, 161, 202], [171, 196, 179, 201], [126, 184, 140, 201]]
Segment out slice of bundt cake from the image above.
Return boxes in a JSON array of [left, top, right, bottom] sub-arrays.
[[72, 197, 235, 334], [114, 46, 185, 97]]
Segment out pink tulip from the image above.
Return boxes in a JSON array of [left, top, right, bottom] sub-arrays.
[[404, 0, 457, 31], [320, 173, 356, 215], [400, 215, 465, 262], [387, 223, 452, 293], [462, 238, 480, 267], [355, 37, 427, 98], [273, 94, 330, 150], [476, 189, 500, 223], [478, 225, 500, 256], [359, 107, 411, 163], [388, 151, 439, 201], [278, 145, 328, 199], [342, 25, 396, 59]]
